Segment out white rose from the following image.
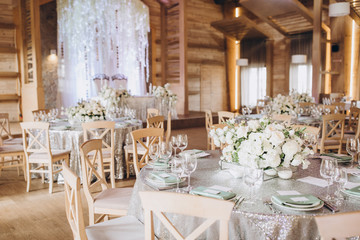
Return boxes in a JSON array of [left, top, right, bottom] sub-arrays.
[[291, 154, 303, 166], [236, 126, 248, 138], [269, 131, 285, 147], [225, 132, 233, 145], [263, 149, 281, 168], [248, 120, 260, 131], [282, 140, 300, 160]]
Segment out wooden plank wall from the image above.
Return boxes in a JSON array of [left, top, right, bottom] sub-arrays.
[[186, 0, 226, 112]]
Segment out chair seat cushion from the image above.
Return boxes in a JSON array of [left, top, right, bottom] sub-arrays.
[[29, 150, 70, 162], [94, 187, 133, 210], [85, 215, 144, 240], [87, 150, 112, 159], [0, 145, 23, 154], [3, 137, 23, 145]]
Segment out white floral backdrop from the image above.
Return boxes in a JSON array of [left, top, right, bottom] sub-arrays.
[[57, 0, 150, 107]]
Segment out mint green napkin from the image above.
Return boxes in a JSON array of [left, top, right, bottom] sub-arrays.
[[321, 153, 352, 161], [190, 186, 236, 200], [345, 186, 360, 196], [272, 194, 321, 207], [150, 172, 178, 184]]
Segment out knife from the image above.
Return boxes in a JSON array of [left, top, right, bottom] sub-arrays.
[[318, 197, 339, 213]]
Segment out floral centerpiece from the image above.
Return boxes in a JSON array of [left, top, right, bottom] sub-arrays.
[[271, 94, 298, 115], [64, 99, 106, 122], [210, 118, 312, 170], [98, 86, 130, 115], [152, 83, 177, 106], [290, 90, 314, 103]]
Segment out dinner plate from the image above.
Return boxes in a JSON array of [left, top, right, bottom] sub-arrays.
[[271, 197, 324, 211], [341, 189, 360, 199], [145, 174, 186, 186]]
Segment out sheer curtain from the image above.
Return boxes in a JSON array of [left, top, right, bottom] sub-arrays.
[[240, 39, 267, 106], [289, 35, 312, 94]]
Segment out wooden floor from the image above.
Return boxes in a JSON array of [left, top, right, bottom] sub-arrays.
[[0, 127, 207, 239]]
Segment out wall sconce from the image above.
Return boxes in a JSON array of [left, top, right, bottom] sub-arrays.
[[236, 58, 248, 66], [329, 2, 350, 17], [50, 49, 57, 56]]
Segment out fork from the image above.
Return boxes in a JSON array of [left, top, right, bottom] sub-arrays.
[[264, 201, 282, 214]]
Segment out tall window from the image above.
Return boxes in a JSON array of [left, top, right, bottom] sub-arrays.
[[289, 35, 313, 94], [240, 39, 267, 106]]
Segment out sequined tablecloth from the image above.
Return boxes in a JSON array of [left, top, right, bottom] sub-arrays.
[[125, 96, 178, 121], [49, 119, 142, 179], [127, 151, 360, 240]]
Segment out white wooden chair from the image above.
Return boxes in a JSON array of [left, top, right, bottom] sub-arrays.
[[82, 121, 116, 188], [315, 211, 360, 240], [218, 111, 235, 124], [146, 108, 159, 119], [62, 162, 144, 240], [205, 110, 213, 150], [20, 122, 70, 194], [130, 128, 163, 177], [80, 139, 133, 225], [0, 137, 26, 179], [0, 113, 22, 145], [124, 115, 164, 178], [272, 114, 292, 124], [319, 114, 345, 154], [139, 191, 234, 240]]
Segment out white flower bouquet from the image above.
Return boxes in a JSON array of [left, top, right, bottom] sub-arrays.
[[98, 86, 130, 114], [290, 90, 314, 103], [271, 94, 298, 115], [209, 118, 312, 170], [152, 83, 177, 106], [65, 99, 106, 122]]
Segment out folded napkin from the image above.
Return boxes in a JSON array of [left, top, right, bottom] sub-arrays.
[[149, 172, 178, 184], [272, 194, 321, 207], [345, 186, 360, 196], [321, 153, 352, 161], [179, 149, 210, 158], [190, 186, 236, 200]]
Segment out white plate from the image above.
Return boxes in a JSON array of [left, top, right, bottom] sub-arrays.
[[271, 198, 324, 211], [341, 189, 360, 199], [146, 175, 186, 186], [282, 201, 321, 208]]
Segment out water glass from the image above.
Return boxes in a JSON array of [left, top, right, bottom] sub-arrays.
[[159, 142, 172, 161], [171, 157, 184, 193], [149, 144, 159, 162], [177, 134, 188, 152], [243, 167, 263, 205], [171, 136, 179, 157], [320, 158, 337, 201], [182, 154, 198, 192], [333, 167, 348, 205], [346, 138, 359, 168]]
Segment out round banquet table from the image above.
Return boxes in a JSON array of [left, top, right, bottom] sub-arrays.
[[127, 150, 360, 240], [49, 118, 142, 179]]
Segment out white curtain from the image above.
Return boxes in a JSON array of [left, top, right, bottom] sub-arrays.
[[57, 0, 150, 107], [240, 39, 267, 107], [289, 35, 312, 94]]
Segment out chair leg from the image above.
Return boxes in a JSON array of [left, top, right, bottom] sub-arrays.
[[41, 164, 45, 183], [89, 208, 95, 225], [49, 165, 53, 194], [0, 157, 2, 177], [22, 156, 27, 181], [26, 163, 31, 192], [125, 150, 130, 179], [110, 159, 115, 188]]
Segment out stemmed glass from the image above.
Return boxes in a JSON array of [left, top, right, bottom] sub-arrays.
[[149, 144, 159, 162], [182, 154, 198, 192], [243, 167, 263, 205], [159, 142, 172, 162], [320, 158, 337, 201], [333, 167, 348, 205], [171, 136, 179, 158], [177, 134, 188, 153], [247, 106, 252, 116], [171, 157, 184, 193], [346, 138, 359, 168]]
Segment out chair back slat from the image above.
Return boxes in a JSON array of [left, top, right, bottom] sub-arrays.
[[218, 111, 235, 124], [147, 108, 159, 119], [147, 115, 165, 129], [0, 113, 12, 139], [20, 122, 51, 157], [82, 121, 115, 152], [131, 128, 164, 176], [63, 163, 88, 240], [139, 191, 234, 240], [320, 114, 345, 154]]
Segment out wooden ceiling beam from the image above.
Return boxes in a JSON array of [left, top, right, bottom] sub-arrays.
[[39, 0, 54, 5]]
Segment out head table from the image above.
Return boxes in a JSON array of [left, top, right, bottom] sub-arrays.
[[49, 118, 142, 179], [127, 150, 360, 240]]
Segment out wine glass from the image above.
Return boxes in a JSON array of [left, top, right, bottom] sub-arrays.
[[159, 142, 172, 162], [182, 154, 198, 192], [333, 167, 348, 205], [149, 144, 159, 162], [171, 157, 184, 193], [320, 158, 337, 201], [247, 106, 252, 115], [171, 136, 179, 158], [243, 167, 263, 205], [177, 134, 188, 153], [346, 138, 359, 168]]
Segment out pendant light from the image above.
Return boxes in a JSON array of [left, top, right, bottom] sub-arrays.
[[291, 35, 307, 64], [236, 58, 248, 66]]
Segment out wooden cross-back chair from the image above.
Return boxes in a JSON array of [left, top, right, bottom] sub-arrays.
[[272, 114, 292, 124], [82, 121, 116, 188], [0, 137, 26, 179], [315, 211, 360, 240], [205, 110, 213, 150], [146, 115, 164, 129], [218, 111, 235, 124], [0, 113, 22, 145], [63, 162, 144, 240], [347, 107, 360, 134], [130, 128, 163, 177], [331, 102, 346, 114], [20, 122, 70, 194], [80, 139, 133, 225], [139, 191, 234, 240], [147, 108, 159, 119], [210, 124, 228, 150], [319, 114, 345, 154]]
